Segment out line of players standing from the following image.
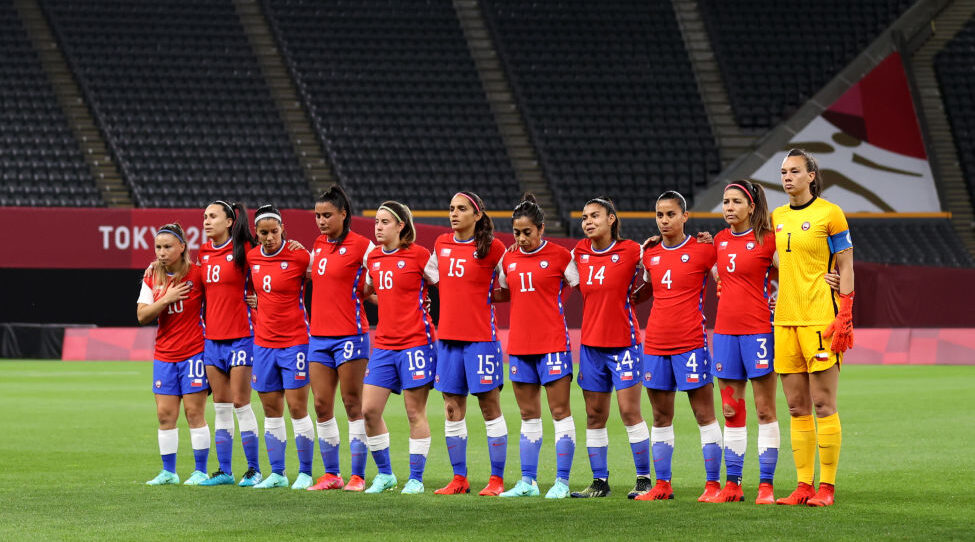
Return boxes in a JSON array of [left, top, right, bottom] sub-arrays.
[[138, 149, 854, 506]]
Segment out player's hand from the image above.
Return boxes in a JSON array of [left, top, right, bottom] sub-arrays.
[[287, 239, 305, 251], [246, 294, 258, 309], [824, 268, 841, 291], [160, 281, 191, 304], [143, 261, 157, 281], [696, 231, 714, 244], [642, 235, 661, 251], [715, 279, 722, 298], [824, 291, 854, 353], [768, 295, 777, 312], [506, 243, 518, 253], [423, 294, 432, 312]]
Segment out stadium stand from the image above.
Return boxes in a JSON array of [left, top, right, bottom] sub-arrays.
[[0, 0, 101, 207], [936, 16, 975, 210], [481, 0, 720, 223], [41, 0, 309, 209], [262, 0, 519, 211], [701, 0, 917, 129]]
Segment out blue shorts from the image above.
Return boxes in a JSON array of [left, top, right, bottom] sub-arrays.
[[509, 351, 572, 386], [434, 340, 504, 395], [152, 354, 208, 396], [364, 344, 436, 394], [577, 344, 643, 393], [204, 337, 254, 372], [643, 346, 712, 392], [713, 332, 774, 380], [309, 333, 370, 369], [252, 344, 309, 393]]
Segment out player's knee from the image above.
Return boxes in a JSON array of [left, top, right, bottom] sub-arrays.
[[813, 402, 835, 418], [755, 406, 776, 424], [549, 404, 571, 421], [314, 396, 334, 420], [287, 404, 308, 420]]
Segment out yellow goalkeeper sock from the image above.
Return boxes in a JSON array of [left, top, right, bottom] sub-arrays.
[[791, 415, 816, 485], [817, 413, 842, 485]]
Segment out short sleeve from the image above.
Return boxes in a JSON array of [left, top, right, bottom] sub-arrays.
[[424, 252, 439, 284], [363, 242, 376, 268], [137, 282, 154, 305], [306, 249, 315, 273], [497, 253, 509, 288], [564, 259, 580, 287], [826, 204, 853, 253]]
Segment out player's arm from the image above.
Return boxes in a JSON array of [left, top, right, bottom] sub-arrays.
[[834, 249, 853, 295], [492, 263, 510, 303], [137, 281, 191, 324], [631, 276, 652, 305]]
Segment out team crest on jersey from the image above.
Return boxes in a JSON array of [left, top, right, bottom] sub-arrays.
[[681, 254, 690, 263], [540, 260, 549, 269], [650, 256, 660, 265], [746, 242, 755, 250], [202, 255, 210, 262], [776, 224, 783, 232], [397, 260, 406, 269], [611, 254, 619, 263], [154, 380, 161, 389], [185, 281, 193, 288], [440, 248, 451, 257], [280, 262, 288, 270], [226, 255, 233, 261], [339, 247, 347, 255], [508, 262, 517, 271], [580, 254, 590, 263], [802, 221, 811, 231]]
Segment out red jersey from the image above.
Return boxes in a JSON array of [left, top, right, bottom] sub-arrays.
[[309, 231, 373, 337], [139, 265, 205, 362], [426, 234, 505, 342], [499, 241, 578, 355], [198, 238, 252, 341], [714, 229, 775, 335], [573, 238, 643, 348], [366, 244, 437, 349], [642, 236, 717, 355], [246, 243, 310, 348]]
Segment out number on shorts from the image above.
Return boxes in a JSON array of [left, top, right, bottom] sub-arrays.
[[756, 337, 768, 359], [613, 349, 634, 372], [342, 340, 355, 360], [661, 269, 672, 290], [378, 270, 393, 290], [187, 358, 204, 378], [685, 352, 698, 373], [296, 352, 306, 371], [546, 352, 561, 366], [726, 254, 736, 273], [231, 349, 248, 367], [408, 349, 426, 370], [317, 258, 327, 276], [586, 265, 605, 285], [477, 354, 496, 375], [262, 275, 272, 293], [206, 264, 221, 283], [816, 331, 824, 351], [448, 257, 466, 277], [518, 272, 536, 292]]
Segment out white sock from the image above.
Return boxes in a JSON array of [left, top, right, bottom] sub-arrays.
[[521, 418, 543, 444], [409, 436, 432, 456], [235, 404, 258, 435], [158, 428, 178, 456], [757, 421, 780, 455], [349, 418, 366, 442], [553, 416, 576, 444], [724, 426, 748, 457], [190, 425, 210, 451], [291, 415, 314, 442], [367, 433, 390, 452], [264, 416, 286, 442], [214, 403, 234, 433], [625, 421, 650, 443], [445, 418, 468, 439], [317, 418, 340, 447], [699, 421, 722, 448], [651, 425, 674, 447], [485, 416, 507, 438], [586, 427, 609, 448]]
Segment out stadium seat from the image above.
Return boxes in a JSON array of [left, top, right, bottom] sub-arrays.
[[935, 16, 975, 210]]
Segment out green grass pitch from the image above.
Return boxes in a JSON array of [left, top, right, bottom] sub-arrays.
[[0, 362, 972, 541]]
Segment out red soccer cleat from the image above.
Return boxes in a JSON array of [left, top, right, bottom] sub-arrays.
[[705, 480, 744, 503], [435, 474, 471, 495], [343, 474, 366, 492], [307, 473, 344, 491], [478, 475, 505, 496], [755, 482, 775, 505], [634, 480, 674, 501], [807, 483, 835, 507], [776, 482, 815, 505], [697, 480, 721, 502]]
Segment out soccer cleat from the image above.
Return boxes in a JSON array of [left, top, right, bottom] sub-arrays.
[[807, 483, 835, 507], [635, 480, 674, 501], [291, 472, 313, 490], [364, 473, 397, 494], [308, 473, 344, 491], [570, 478, 611, 498], [252, 472, 289, 489], [199, 470, 235, 486], [238, 468, 262, 487], [500, 479, 539, 498], [401, 479, 425, 495], [755, 482, 775, 505], [776, 482, 815, 505], [478, 475, 505, 496], [343, 474, 366, 492], [545, 480, 571, 499], [627, 476, 653, 499], [435, 475, 471, 495], [706, 481, 744, 503], [146, 470, 179, 486], [183, 470, 209, 486], [697, 480, 721, 502]]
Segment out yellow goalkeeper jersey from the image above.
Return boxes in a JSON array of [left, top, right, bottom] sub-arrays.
[[772, 197, 852, 326]]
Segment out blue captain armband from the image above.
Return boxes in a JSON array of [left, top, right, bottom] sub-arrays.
[[827, 230, 853, 253]]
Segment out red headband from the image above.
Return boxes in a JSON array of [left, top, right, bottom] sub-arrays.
[[454, 192, 481, 213], [725, 183, 754, 204]]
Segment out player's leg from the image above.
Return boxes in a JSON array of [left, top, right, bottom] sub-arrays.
[[710, 377, 746, 502], [544, 373, 574, 499], [282, 348, 314, 490], [501, 380, 542, 497], [402, 384, 431, 494], [687, 382, 722, 501], [362, 383, 396, 493], [808, 363, 840, 506], [309, 360, 342, 489], [229, 364, 260, 485], [148, 388, 181, 485], [204, 348, 236, 483], [338, 357, 368, 488], [571, 389, 612, 498], [775, 326, 816, 505], [617, 382, 651, 498], [637, 388, 676, 501], [751, 371, 779, 504], [475, 386, 507, 495], [182, 388, 211, 485], [436, 391, 471, 494]]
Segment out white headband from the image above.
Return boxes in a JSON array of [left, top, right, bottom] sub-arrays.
[[255, 212, 282, 225]]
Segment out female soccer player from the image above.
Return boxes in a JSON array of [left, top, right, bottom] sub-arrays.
[[246, 204, 314, 490], [570, 197, 653, 499], [360, 201, 437, 494], [138, 223, 210, 485], [633, 190, 720, 502], [773, 149, 854, 507], [493, 194, 578, 499], [706, 181, 779, 504], [306, 186, 372, 492], [193, 201, 263, 488], [427, 191, 509, 496]]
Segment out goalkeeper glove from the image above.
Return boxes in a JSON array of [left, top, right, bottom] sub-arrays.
[[824, 291, 854, 353]]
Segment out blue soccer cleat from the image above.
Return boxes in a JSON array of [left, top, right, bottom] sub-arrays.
[[500, 479, 540, 498], [183, 470, 209, 486], [291, 473, 313, 490], [199, 470, 235, 486], [252, 472, 289, 489], [364, 473, 397, 494], [401, 479, 425, 495], [238, 468, 262, 487], [545, 480, 571, 499], [146, 470, 179, 486]]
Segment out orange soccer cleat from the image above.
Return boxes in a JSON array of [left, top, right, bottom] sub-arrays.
[[634, 480, 674, 501], [435, 474, 471, 495], [478, 475, 505, 496], [776, 482, 815, 505], [307, 473, 344, 491], [697, 480, 721, 502], [705, 480, 744, 503], [755, 482, 775, 505], [342, 474, 366, 492], [807, 483, 835, 507]]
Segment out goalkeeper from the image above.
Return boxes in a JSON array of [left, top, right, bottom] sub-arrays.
[[771, 149, 855, 508]]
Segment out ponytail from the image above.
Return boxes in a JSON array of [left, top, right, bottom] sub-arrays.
[[725, 180, 772, 246], [224, 202, 255, 271]]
